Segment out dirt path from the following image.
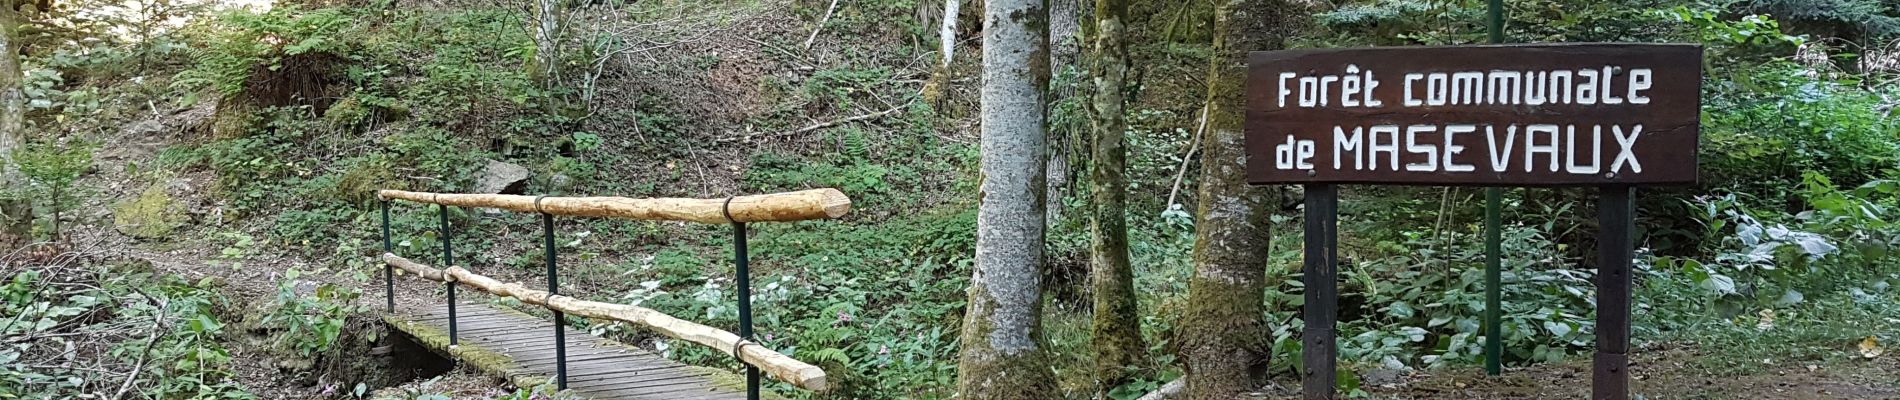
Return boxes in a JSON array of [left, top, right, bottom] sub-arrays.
[[1248, 345, 1900, 399]]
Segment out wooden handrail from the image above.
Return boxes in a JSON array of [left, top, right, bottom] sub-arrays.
[[376, 188, 852, 224], [383, 253, 828, 392]]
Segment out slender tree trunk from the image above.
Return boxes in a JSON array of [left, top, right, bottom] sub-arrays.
[[1044, 0, 1081, 227], [0, 0, 32, 241], [940, 0, 961, 68], [1088, 0, 1143, 393], [1180, 0, 1295, 397], [956, 0, 1055, 397], [532, 0, 566, 85]]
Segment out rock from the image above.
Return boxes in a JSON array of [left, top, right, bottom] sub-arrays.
[[113, 184, 189, 240], [547, 173, 574, 191], [1362, 367, 1409, 388], [471, 160, 530, 194], [276, 357, 314, 373]]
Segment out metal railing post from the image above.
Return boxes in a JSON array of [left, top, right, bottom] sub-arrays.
[[382, 200, 394, 313], [542, 211, 567, 390], [440, 205, 457, 346], [733, 221, 757, 400]]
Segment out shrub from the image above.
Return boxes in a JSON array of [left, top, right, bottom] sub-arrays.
[[262, 268, 362, 358]]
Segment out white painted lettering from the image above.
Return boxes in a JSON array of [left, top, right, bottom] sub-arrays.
[[1405, 125, 1439, 172], [1488, 71, 1522, 105], [1611, 124, 1643, 173], [1444, 124, 1476, 172], [1277, 72, 1296, 107], [1369, 125, 1401, 171], [1299, 76, 1320, 107], [1576, 69, 1599, 105], [1564, 125, 1602, 174], [1451, 72, 1485, 105], [1342, 65, 1362, 107], [1487, 124, 1518, 172], [1427, 73, 1449, 106], [1627, 69, 1652, 104], [1404, 73, 1424, 106], [1525, 124, 1561, 172], [1334, 126, 1363, 170], [1600, 66, 1623, 104]]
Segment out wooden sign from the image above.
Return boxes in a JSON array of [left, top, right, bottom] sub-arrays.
[[1245, 44, 1703, 186]]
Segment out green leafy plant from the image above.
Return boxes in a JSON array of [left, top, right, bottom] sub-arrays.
[[261, 268, 362, 358], [1, 265, 255, 400]]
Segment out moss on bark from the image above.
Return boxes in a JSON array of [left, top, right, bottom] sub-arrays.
[[1178, 0, 1303, 398], [956, 285, 1058, 398], [957, 0, 1060, 398], [1087, 0, 1145, 392]]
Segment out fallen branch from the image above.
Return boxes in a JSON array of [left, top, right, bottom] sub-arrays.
[[1164, 105, 1210, 211], [383, 253, 828, 392], [803, 0, 841, 51], [114, 293, 165, 400], [769, 104, 908, 139], [377, 188, 851, 224], [1135, 377, 1186, 400]]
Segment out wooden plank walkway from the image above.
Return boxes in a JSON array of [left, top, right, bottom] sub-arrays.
[[384, 301, 748, 400]]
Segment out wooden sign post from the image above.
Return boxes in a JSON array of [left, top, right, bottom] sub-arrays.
[[1246, 43, 1703, 400]]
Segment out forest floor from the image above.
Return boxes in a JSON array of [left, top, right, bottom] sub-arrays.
[[65, 122, 521, 398], [1331, 345, 1900, 399], [71, 126, 1900, 399]]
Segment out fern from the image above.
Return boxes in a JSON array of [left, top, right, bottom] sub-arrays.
[[1317, 0, 1436, 28], [1741, 0, 1900, 40], [173, 6, 356, 98]]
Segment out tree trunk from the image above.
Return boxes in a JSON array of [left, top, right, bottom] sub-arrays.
[[940, 0, 961, 68], [956, 0, 1055, 397], [532, 0, 566, 85], [1180, 0, 1296, 397], [1044, 0, 1081, 228], [1088, 0, 1143, 393], [0, 0, 32, 241]]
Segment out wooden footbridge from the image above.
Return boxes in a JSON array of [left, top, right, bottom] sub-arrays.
[[375, 189, 851, 399], [386, 301, 749, 399]]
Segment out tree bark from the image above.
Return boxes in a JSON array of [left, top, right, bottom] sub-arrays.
[[956, 0, 1055, 397], [939, 0, 960, 68], [1044, 0, 1081, 228], [1088, 0, 1143, 393], [531, 0, 567, 85], [1180, 0, 1296, 398], [0, 0, 31, 240]]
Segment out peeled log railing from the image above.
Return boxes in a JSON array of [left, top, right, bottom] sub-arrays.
[[376, 188, 851, 224], [382, 253, 826, 391]]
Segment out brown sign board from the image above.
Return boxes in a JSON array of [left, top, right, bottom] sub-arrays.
[[1245, 44, 1702, 186]]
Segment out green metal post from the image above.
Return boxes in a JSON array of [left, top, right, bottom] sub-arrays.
[[1484, 0, 1506, 378]]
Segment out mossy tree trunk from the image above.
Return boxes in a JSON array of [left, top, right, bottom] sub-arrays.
[[531, 0, 568, 85], [1180, 0, 1299, 397], [0, 0, 31, 240], [1044, 0, 1081, 228], [955, 0, 1056, 397], [1087, 0, 1143, 393]]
